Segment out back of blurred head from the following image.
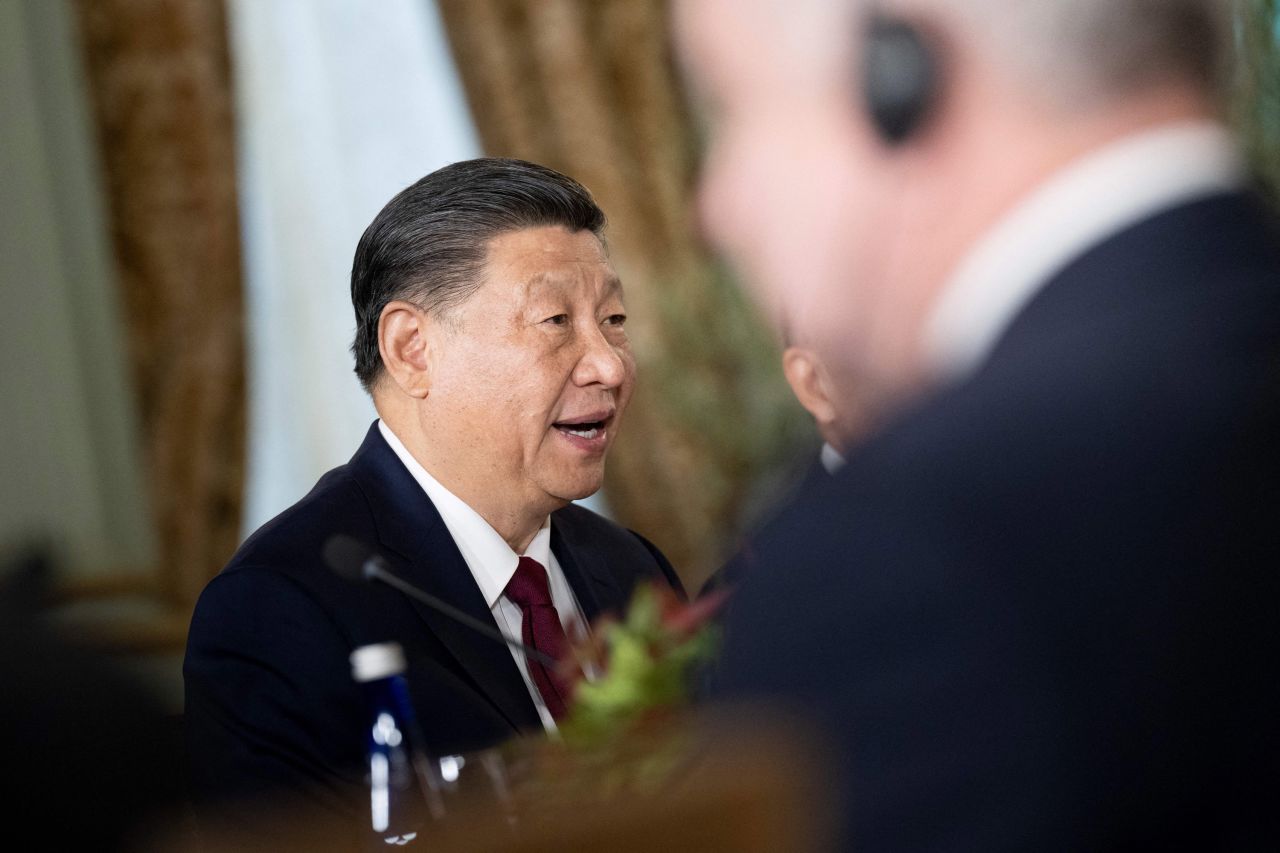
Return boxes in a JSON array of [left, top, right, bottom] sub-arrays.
[[679, 0, 1233, 413]]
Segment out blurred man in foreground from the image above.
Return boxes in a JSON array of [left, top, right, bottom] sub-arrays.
[[679, 0, 1280, 848], [185, 159, 681, 828]]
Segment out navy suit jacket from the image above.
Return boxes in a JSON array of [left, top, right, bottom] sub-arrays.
[[714, 192, 1280, 849], [184, 423, 681, 817]]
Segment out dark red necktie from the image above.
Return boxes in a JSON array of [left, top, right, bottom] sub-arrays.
[[504, 556, 571, 720]]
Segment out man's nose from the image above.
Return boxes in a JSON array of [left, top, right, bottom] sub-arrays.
[[572, 325, 628, 388]]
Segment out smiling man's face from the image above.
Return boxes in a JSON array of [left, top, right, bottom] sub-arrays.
[[420, 225, 635, 518]]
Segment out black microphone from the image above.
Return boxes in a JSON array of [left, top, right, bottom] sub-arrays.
[[322, 534, 558, 668]]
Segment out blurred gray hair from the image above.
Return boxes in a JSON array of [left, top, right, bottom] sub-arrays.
[[882, 0, 1235, 109]]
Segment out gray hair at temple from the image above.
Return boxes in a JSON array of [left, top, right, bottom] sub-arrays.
[[873, 0, 1235, 109]]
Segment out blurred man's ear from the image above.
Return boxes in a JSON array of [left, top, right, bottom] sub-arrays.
[[377, 300, 434, 399], [782, 346, 838, 429]]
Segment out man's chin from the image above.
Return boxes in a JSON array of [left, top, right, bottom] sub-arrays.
[[542, 469, 606, 506], [559, 484, 605, 505]]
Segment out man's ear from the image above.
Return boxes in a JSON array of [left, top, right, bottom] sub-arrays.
[[782, 347, 837, 428], [378, 300, 435, 399]]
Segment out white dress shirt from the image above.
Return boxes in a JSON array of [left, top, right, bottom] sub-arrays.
[[378, 420, 589, 733], [820, 442, 846, 475], [921, 121, 1245, 382]]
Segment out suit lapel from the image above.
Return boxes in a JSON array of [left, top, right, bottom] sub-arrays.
[[349, 426, 540, 734], [551, 510, 630, 623]]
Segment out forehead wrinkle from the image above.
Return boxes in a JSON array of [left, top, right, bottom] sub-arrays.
[[522, 267, 623, 302]]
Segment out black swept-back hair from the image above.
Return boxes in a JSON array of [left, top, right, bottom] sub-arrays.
[[349, 157, 606, 392]]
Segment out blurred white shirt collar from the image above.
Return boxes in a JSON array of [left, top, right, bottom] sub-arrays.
[[922, 121, 1244, 382], [820, 442, 846, 475]]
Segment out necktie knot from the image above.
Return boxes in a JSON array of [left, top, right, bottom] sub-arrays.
[[505, 556, 553, 609]]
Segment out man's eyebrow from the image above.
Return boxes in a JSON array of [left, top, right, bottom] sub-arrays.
[[602, 274, 624, 298]]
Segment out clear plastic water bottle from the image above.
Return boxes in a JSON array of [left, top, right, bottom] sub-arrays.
[[350, 642, 443, 847]]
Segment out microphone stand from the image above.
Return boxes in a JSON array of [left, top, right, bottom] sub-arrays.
[[364, 562, 560, 669]]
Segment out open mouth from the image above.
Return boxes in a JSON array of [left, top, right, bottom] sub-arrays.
[[552, 410, 613, 443], [555, 421, 605, 439]]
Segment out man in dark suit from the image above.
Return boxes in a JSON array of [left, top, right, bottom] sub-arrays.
[[678, 0, 1279, 848], [703, 342, 858, 597], [184, 159, 681, 826]]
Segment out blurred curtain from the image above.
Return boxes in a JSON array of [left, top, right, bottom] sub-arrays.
[[72, 0, 244, 610], [1, 0, 155, 580], [227, 0, 481, 534], [437, 0, 808, 590]]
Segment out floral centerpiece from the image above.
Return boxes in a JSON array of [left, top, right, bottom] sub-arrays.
[[487, 580, 730, 811], [559, 580, 728, 747]]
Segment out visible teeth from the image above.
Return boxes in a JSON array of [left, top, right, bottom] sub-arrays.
[[564, 427, 600, 439]]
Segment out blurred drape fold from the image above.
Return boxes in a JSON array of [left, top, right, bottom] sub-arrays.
[[72, 0, 244, 609]]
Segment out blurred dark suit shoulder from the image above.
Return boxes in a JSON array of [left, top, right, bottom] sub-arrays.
[[714, 192, 1280, 849], [702, 450, 830, 599]]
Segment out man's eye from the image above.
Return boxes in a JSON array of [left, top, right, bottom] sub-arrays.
[[603, 314, 627, 326], [543, 314, 569, 326]]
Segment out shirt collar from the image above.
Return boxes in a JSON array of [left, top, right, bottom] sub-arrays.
[[377, 420, 551, 608], [921, 121, 1244, 382], [820, 442, 846, 475]]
